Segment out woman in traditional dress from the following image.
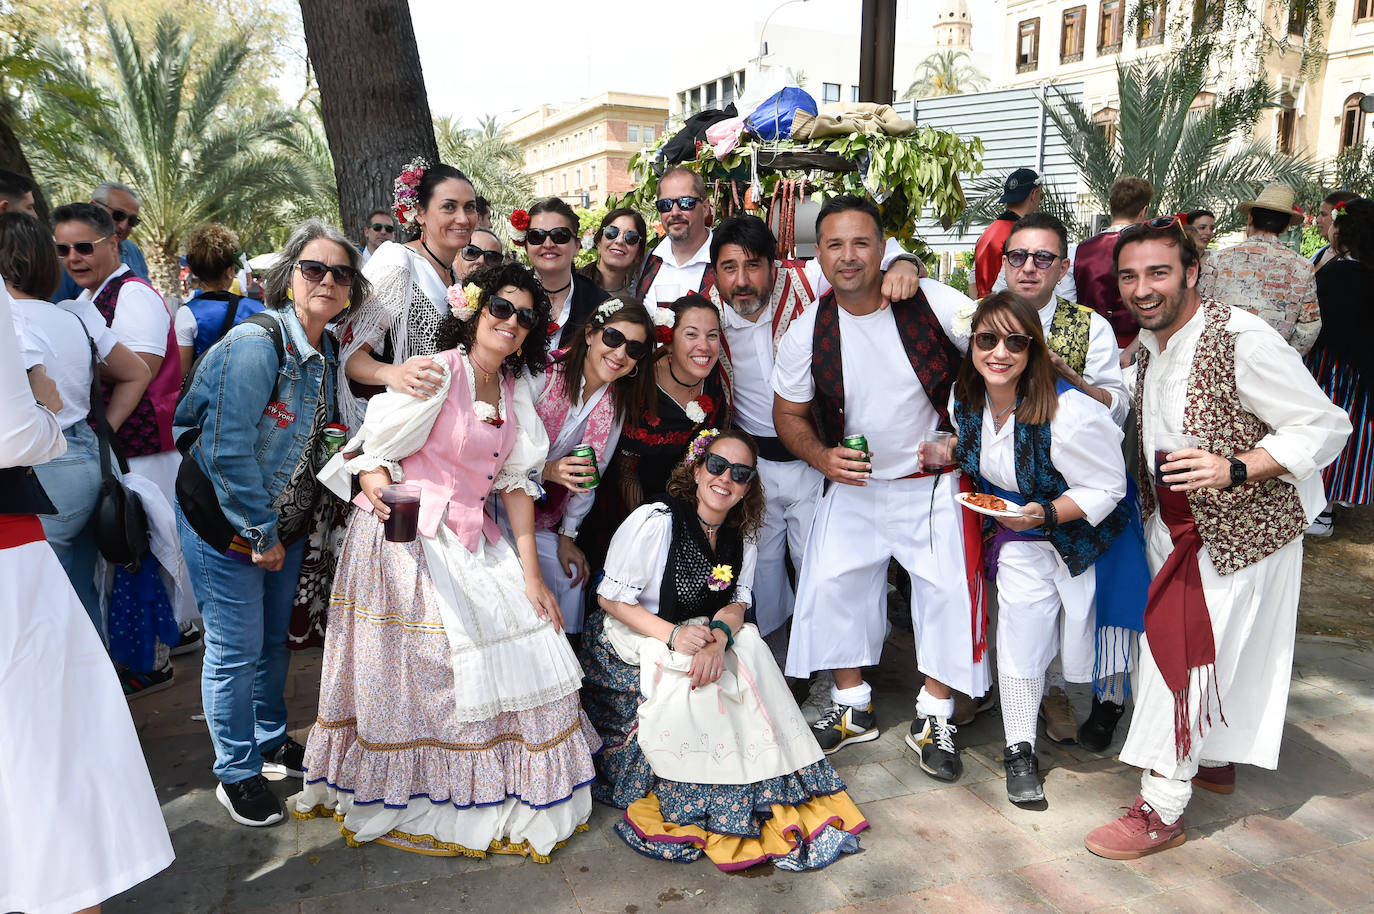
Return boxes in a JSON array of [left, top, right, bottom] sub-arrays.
[[577, 293, 731, 568], [520, 196, 609, 347], [0, 279, 173, 914], [1304, 197, 1373, 535], [949, 292, 1143, 806], [578, 207, 648, 297], [295, 262, 600, 860], [338, 159, 477, 428], [501, 296, 655, 637], [580, 428, 866, 871]]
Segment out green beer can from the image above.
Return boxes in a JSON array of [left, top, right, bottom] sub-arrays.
[[322, 423, 348, 459], [572, 444, 600, 489], [842, 433, 869, 459]]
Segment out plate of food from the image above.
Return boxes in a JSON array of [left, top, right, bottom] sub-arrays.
[[955, 491, 1027, 518]]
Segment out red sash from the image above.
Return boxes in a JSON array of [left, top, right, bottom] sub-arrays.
[[0, 514, 46, 549]]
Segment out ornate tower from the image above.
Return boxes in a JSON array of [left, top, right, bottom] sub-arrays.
[[934, 0, 973, 50]]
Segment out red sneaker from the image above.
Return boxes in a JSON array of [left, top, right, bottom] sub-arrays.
[[1085, 797, 1186, 860], [1192, 762, 1236, 794]]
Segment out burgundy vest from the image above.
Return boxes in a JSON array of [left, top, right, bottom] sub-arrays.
[[1073, 232, 1139, 347], [809, 289, 960, 447], [635, 254, 715, 302], [92, 271, 179, 457]]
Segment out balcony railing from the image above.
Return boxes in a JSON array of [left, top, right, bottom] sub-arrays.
[[1061, 50, 1084, 63]]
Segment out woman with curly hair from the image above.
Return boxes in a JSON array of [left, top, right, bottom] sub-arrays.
[[579, 429, 867, 872], [175, 222, 264, 376], [294, 262, 601, 861]]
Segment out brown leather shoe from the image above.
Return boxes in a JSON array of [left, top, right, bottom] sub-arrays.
[[951, 690, 995, 726], [1039, 686, 1078, 744], [1085, 797, 1186, 860], [1192, 762, 1236, 794]]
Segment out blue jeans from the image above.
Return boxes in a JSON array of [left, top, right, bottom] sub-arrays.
[[36, 422, 103, 639], [178, 504, 305, 784]]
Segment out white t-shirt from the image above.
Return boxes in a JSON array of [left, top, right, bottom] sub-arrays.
[[15, 298, 118, 428], [174, 305, 198, 348], [79, 264, 171, 357], [772, 278, 971, 479]]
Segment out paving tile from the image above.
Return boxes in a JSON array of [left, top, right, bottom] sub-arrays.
[[359, 841, 491, 888], [1222, 865, 1339, 914], [886, 872, 1058, 912], [1123, 834, 1250, 889], [303, 861, 580, 913], [1287, 789, 1374, 844], [1260, 840, 1374, 910], [833, 760, 914, 804], [1208, 811, 1336, 866], [105, 858, 230, 914], [1222, 743, 1372, 815], [162, 790, 301, 870], [1117, 876, 1267, 913], [1294, 710, 1374, 778], [224, 843, 364, 909], [1015, 851, 1160, 914]]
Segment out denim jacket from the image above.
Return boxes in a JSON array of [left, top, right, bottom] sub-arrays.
[[173, 307, 338, 552]]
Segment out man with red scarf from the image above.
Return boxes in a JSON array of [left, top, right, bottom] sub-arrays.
[[1083, 218, 1349, 859]]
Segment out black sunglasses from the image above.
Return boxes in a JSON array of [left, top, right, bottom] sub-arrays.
[[93, 199, 141, 228], [55, 236, 109, 258], [460, 244, 504, 266], [370, 222, 395, 233], [297, 259, 359, 286], [1119, 214, 1189, 243], [655, 196, 702, 214], [973, 331, 1032, 354], [601, 225, 643, 246], [526, 227, 575, 246], [600, 325, 649, 361], [1004, 249, 1061, 269], [703, 451, 757, 484], [487, 294, 537, 330]]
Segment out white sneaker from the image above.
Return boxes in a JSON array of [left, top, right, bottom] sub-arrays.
[[1306, 511, 1333, 537], [801, 670, 835, 725]]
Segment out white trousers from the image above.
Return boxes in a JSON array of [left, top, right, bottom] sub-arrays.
[[785, 475, 991, 697], [751, 456, 824, 637], [994, 539, 1097, 681]]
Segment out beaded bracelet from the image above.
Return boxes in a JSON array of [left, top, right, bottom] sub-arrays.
[[709, 620, 735, 650], [667, 623, 682, 651]]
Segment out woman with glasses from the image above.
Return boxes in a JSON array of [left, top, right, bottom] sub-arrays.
[[1, 212, 151, 638], [454, 226, 505, 280], [339, 160, 477, 429], [949, 292, 1140, 807], [174, 219, 362, 827], [579, 429, 866, 871], [175, 223, 266, 377], [579, 207, 648, 297], [295, 262, 600, 861], [523, 197, 609, 347]]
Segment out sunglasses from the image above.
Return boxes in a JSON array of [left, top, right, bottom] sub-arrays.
[[601, 225, 643, 246], [55, 236, 109, 258], [370, 222, 395, 233], [703, 451, 757, 484], [1119, 214, 1189, 242], [655, 196, 702, 214], [487, 294, 537, 330], [600, 325, 649, 360], [297, 259, 359, 286], [973, 331, 1032, 354], [1005, 249, 1061, 269], [460, 244, 503, 266], [526, 226, 575, 246], [93, 200, 141, 228]]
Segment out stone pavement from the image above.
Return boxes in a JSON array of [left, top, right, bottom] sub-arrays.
[[110, 630, 1374, 914]]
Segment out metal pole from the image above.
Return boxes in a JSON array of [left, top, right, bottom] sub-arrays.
[[858, 0, 897, 103]]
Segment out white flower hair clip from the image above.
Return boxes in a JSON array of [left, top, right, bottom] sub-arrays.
[[596, 299, 625, 322], [950, 302, 976, 347], [447, 281, 483, 321]]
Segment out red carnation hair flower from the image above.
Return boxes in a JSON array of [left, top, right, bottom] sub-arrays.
[[655, 325, 674, 345], [510, 209, 531, 232]]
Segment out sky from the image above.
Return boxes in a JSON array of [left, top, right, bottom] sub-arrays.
[[407, 0, 1003, 126]]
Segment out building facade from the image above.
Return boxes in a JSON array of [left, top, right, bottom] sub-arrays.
[[507, 93, 669, 208]]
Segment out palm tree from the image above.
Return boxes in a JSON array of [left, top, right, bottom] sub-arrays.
[[21, 15, 319, 297], [903, 50, 988, 100], [1041, 39, 1309, 233], [434, 113, 533, 232]]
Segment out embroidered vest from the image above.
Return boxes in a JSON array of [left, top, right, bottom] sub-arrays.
[[1074, 232, 1138, 345], [810, 289, 960, 447], [635, 254, 715, 302], [532, 362, 618, 532], [92, 271, 179, 456], [953, 379, 1131, 576], [1133, 299, 1307, 575], [1046, 297, 1092, 375]]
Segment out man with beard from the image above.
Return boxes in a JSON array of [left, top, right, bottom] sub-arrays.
[[1083, 217, 1349, 860]]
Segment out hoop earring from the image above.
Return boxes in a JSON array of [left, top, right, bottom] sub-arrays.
[[628, 363, 640, 378]]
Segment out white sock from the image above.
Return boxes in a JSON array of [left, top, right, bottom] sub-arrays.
[[1097, 672, 1127, 704], [1139, 770, 1190, 825], [1199, 757, 1228, 769], [999, 672, 1043, 749], [1045, 657, 1066, 691], [916, 685, 955, 720], [832, 682, 872, 709]]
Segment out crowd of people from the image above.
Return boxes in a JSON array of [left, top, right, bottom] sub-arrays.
[[1, 152, 1370, 911]]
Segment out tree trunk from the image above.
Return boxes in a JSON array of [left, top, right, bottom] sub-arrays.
[[0, 114, 50, 224], [298, 0, 438, 241], [148, 240, 183, 304]]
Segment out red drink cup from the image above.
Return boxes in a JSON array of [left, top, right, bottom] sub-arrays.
[[379, 484, 421, 542], [1154, 434, 1201, 489]]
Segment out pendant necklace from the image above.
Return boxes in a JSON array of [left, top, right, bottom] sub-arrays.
[[992, 399, 1016, 432], [469, 352, 498, 383]]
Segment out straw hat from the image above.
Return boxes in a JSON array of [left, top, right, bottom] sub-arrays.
[[1238, 183, 1303, 229]]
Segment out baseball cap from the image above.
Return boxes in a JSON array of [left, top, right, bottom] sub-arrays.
[[1000, 168, 1041, 204]]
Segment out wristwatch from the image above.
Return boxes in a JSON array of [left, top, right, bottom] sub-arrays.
[[1225, 457, 1247, 489]]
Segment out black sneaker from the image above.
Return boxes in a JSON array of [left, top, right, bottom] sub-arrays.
[[170, 620, 203, 657], [261, 737, 306, 778], [1003, 742, 1044, 804], [216, 775, 284, 827], [1077, 698, 1126, 753], [812, 702, 879, 755], [118, 660, 175, 700], [906, 715, 963, 782]]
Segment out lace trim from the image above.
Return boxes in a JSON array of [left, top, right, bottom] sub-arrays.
[[292, 806, 588, 862]]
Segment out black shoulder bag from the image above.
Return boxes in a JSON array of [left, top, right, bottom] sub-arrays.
[[80, 318, 149, 570]]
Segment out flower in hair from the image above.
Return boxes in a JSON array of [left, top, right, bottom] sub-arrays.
[[393, 156, 429, 229], [685, 428, 719, 464], [447, 281, 483, 321], [547, 321, 561, 336], [581, 232, 595, 251], [707, 564, 733, 592], [652, 306, 676, 344], [949, 302, 975, 347], [1333, 200, 1348, 214], [596, 299, 625, 322], [509, 208, 530, 245]]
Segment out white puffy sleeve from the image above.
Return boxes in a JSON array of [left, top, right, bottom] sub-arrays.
[[494, 368, 551, 497], [731, 539, 758, 607], [0, 282, 64, 467], [1048, 388, 1127, 526], [597, 502, 673, 610]]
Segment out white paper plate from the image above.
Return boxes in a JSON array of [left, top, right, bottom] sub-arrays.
[[955, 491, 1026, 518]]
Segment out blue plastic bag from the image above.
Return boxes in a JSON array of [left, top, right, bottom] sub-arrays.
[[746, 87, 818, 141]]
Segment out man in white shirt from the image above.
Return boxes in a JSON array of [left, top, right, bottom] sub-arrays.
[[636, 167, 714, 307], [772, 195, 989, 779]]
